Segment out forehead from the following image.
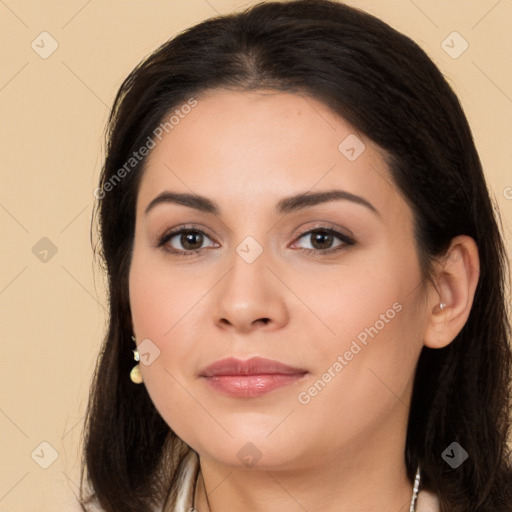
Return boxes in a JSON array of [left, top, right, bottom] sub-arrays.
[[137, 88, 400, 218]]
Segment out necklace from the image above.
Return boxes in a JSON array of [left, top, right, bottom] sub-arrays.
[[198, 465, 421, 511], [409, 466, 421, 512]]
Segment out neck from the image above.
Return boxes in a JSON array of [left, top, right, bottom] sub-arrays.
[[194, 419, 414, 512]]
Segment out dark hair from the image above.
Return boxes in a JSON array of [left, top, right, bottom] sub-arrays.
[[81, 1, 512, 510]]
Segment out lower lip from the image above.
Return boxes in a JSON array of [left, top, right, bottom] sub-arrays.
[[202, 373, 307, 398]]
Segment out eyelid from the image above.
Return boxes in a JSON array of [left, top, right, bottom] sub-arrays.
[[292, 222, 355, 243]]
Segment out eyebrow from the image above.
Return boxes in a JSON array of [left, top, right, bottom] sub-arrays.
[[144, 189, 379, 217]]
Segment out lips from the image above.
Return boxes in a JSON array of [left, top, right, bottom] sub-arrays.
[[199, 356, 308, 398], [199, 356, 307, 377]]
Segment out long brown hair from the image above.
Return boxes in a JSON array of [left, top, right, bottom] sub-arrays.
[[81, 1, 512, 510]]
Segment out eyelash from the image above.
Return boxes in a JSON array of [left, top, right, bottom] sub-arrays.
[[156, 225, 356, 257]]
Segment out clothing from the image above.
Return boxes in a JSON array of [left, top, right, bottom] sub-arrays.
[[416, 487, 441, 512], [164, 449, 440, 512]]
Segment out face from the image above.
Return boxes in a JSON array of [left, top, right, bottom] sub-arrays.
[[129, 89, 429, 471]]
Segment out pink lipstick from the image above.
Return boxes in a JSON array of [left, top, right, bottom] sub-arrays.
[[199, 356, 307, 398]]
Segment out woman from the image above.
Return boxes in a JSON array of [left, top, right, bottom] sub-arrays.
[[80, 1, 512, 511]]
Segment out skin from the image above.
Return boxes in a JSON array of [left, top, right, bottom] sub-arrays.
[[128, 89, 479, 512]]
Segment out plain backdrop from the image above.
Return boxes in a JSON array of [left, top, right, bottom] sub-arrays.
[[1, 1, 511, 510]]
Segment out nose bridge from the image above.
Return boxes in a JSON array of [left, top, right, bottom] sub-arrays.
[[225, 234, 271, 306], [212, 232, 288, 331]]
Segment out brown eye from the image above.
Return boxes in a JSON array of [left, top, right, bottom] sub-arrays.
[[309, 231, 335, 250], [297, 229, 343, 251], [179, 230, 204, 251], [158, 228, 217, 254], [292, 227, 355, 256]]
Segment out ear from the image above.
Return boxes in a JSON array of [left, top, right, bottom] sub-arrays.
[[423, 235, 480, 349]]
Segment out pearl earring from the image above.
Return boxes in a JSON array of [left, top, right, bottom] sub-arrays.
[[130, 335, 143, 384], [439, 302, 446, 310]]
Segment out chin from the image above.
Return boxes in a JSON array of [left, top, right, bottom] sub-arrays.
[[192, 434, 310, 471]]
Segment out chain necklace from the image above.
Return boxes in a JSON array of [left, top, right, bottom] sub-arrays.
[[409, 466, 421, 512]]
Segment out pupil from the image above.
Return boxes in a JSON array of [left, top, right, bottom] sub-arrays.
[[313, 232, 332, 249], [182, 231, 202, 250]]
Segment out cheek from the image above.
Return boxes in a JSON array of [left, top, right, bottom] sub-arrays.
[[312, 245, 425, 399], [317, 245, 422, 351], [128, 256, 202, 438], [128, 247, 211, 408], [293, 281, 425, 451], [129, 247, 201, 338]]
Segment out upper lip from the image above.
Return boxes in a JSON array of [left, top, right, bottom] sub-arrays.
[[199, 356, 307, 377]]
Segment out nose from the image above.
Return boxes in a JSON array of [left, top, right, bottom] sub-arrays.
[[212, 245, 289, 334]]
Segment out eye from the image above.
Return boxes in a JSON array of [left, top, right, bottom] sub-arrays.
[[292, 227, 355, 255], [155, 225, 355, 257], [157, 227, 218, 255]]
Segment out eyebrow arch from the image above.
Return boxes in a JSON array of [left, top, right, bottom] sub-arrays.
[[276, 190, 379, 216], [144, 189, 379, 217]]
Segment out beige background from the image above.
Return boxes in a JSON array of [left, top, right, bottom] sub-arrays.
[[1, 1, 511, 510]]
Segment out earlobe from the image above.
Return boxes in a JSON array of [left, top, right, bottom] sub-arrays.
[[423, 235, 480, 349]]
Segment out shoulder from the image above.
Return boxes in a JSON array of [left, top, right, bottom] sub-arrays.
[[417, 488, 440, 512]]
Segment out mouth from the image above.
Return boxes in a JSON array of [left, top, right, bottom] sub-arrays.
[[199, 356, 308, 398]]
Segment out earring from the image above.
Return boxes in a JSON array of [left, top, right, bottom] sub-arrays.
[[439, 302, 446, 310], [130, 335, 143, 384]]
